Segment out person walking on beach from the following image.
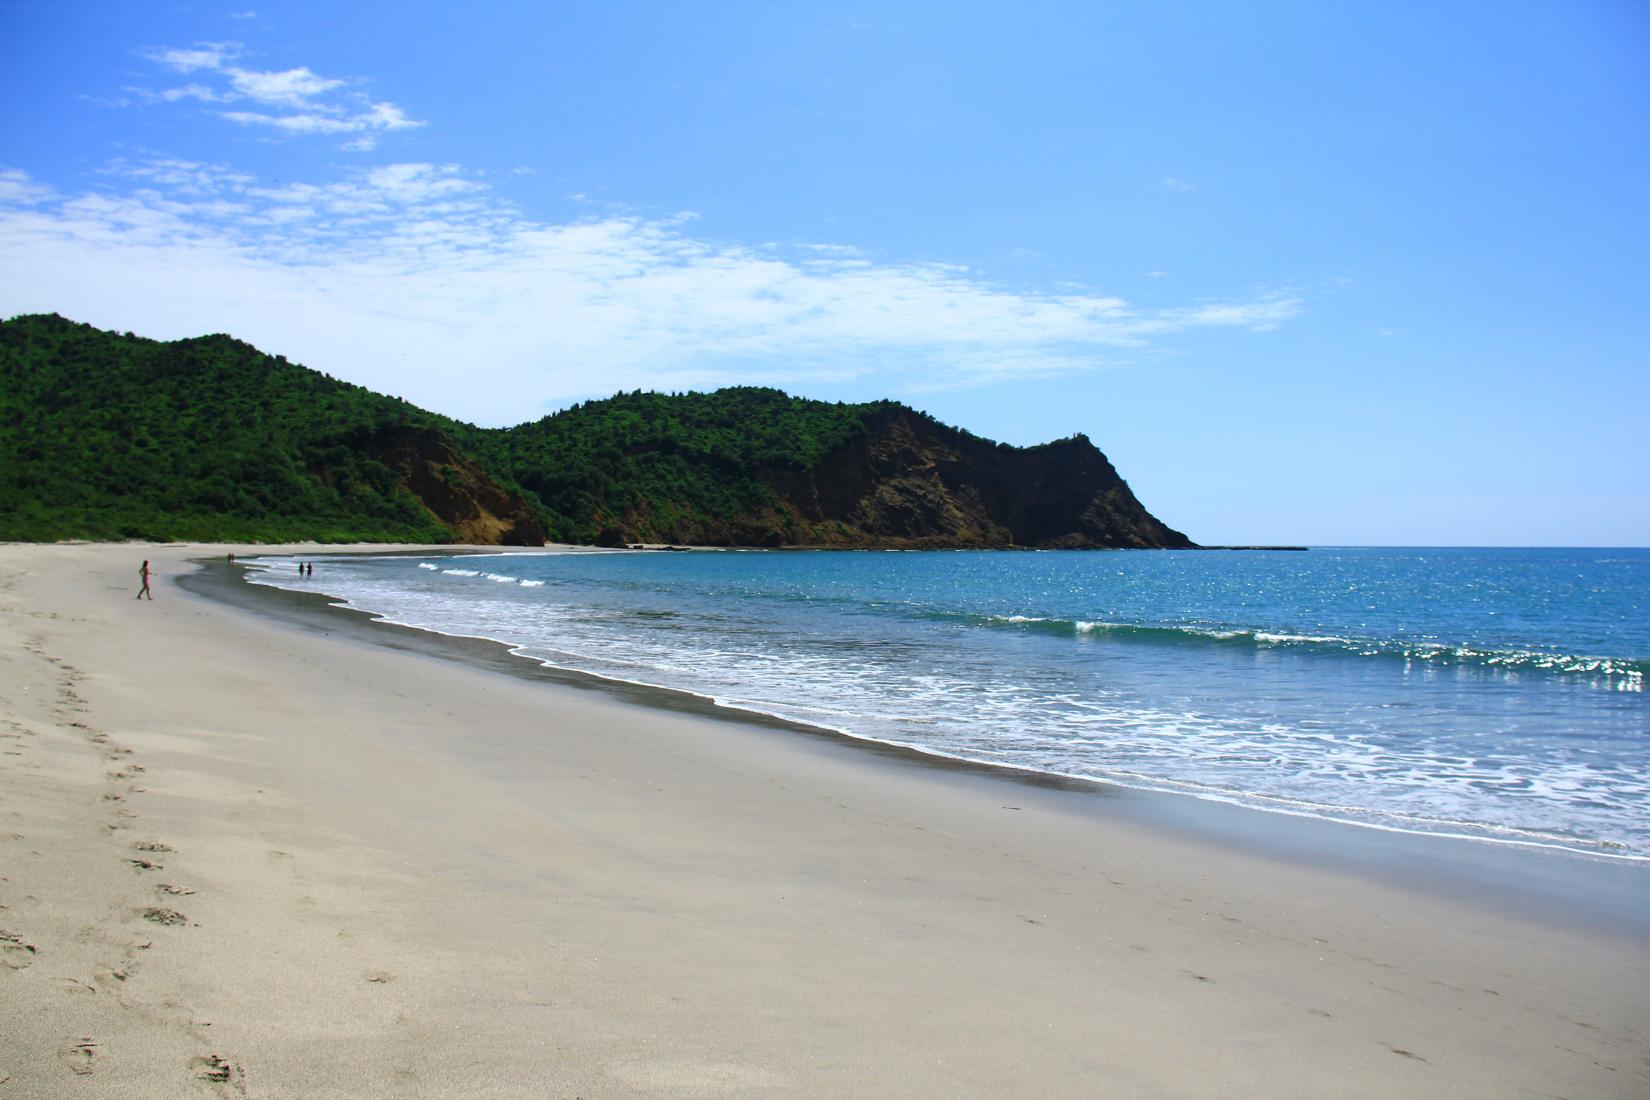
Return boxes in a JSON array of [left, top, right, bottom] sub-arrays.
[[137, 560, 154, 600]]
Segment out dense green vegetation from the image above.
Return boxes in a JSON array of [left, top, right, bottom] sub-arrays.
[[4, 313, 1178, 548], [0, 314, 466, 542], [0, 314, 900, 544], [464, 388, 889, 543]]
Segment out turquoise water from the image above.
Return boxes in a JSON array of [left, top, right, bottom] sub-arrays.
[[249, 547, 1650, 859]]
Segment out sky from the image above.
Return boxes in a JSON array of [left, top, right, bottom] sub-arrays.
[[2, 1, 1647, 546]]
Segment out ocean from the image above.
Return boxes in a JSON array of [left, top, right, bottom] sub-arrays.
[[246, 547, 1649, 861]]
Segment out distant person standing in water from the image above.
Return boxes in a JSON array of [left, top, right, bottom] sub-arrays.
[[137, 560, 153, 600]]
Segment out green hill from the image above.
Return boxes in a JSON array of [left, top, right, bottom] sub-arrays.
[[0, 313, 540, 543], [1, 314, 1192, 549], [464, 388, 890, 545]]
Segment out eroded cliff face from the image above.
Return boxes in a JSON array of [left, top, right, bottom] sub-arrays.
[[365, 427, 547, 546], [596, 408, 1192, 549], [768, 408, 1192, 549]]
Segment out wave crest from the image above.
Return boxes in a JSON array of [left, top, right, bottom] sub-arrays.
[[976, 614, 1645, 688]]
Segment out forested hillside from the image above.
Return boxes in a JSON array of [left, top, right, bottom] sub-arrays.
[[464, 389, 894, 545], [0, 314, 542, 543], [1, 314, 1191, 549]]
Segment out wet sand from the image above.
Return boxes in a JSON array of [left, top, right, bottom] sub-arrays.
[[1, 543, 1645, 1097]]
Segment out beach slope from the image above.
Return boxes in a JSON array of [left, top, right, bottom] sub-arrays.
[[0, 544, 1644, 1098]]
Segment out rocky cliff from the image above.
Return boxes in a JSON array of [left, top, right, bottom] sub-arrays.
[[767, 407, 1192, 549], [580, 404, 1191, 549], [356, 426, 547, 546]]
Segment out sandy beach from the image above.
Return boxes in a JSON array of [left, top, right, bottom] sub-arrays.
[[0, 543, 1645, 1098]]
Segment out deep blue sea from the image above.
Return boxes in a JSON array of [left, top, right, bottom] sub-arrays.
[[248, 547, 1649, 860]]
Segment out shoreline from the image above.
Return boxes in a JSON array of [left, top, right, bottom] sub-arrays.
[[213, 548, 1650, 939], [2, 542, 1646, 1097]]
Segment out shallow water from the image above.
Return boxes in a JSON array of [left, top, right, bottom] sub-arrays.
[[248, 547, 1650, 859]]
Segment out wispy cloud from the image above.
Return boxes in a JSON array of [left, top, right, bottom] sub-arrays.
[[154, 83, 224, 103], [7, 47, 1300, 425], [225, 65, 343, 107], [149, 43, 237, 73], [0, 159, 1301, 425], [134, 42, 423, 149], [1162, 177, 1196, 192], [0, 168, 54, 205]]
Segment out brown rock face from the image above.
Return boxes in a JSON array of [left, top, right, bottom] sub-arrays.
[[762, 408, 1191, 549], [591, 407, 1191, 549], [366, 427, 547, 546]]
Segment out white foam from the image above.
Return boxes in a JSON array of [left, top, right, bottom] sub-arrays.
[[242, 552, 1650, 862], [1253, 631, 1346, 645]]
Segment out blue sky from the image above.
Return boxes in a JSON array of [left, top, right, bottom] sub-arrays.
[[2, 1, 1646, 545]]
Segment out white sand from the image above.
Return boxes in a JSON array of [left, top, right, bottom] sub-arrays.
[[0, 543, 1645, 1098]]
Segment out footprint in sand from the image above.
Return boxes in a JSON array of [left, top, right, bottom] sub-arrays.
[[1, 929, 39, 970], [141, 907, 189, 926], [94, 964, 131, 987], [363, 969, 398, 984], [189, 1053, 246, 1096], [57, 1037, 96, 1077]]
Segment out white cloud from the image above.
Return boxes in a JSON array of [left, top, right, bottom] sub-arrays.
[[1162, 177, 1196, 192], [226, 65, 343, 106], [1161, 300, 1298, 332], [0, 168, 55, 205], [219, 104, 423, 136], [149, 43, 237, 72], [156, 83, 223, 103], [217, 97, 422, 142], [796, 242, 865, 257], [130, 43, 423, 150], [110, 157, 254, 194], [0, 161, 1301, 425]]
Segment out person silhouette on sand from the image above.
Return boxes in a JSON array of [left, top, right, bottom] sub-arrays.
[[137, 560, 154, 600]]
